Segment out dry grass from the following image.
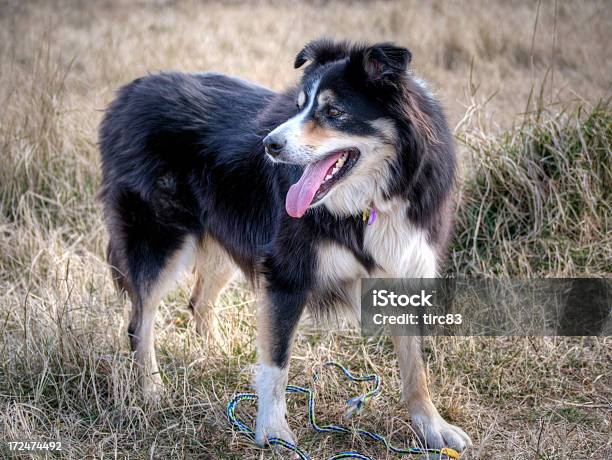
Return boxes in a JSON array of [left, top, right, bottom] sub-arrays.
[[452, 100, 612, 277], [0, 1, 611, 459]]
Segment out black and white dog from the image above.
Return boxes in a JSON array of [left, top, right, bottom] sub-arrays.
[[99, 39, 471, 451]]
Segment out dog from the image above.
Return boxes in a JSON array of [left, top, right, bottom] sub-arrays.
[[98, 38, 472, 452]]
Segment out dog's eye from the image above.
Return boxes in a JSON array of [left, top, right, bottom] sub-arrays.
[[326, 106, 343, 118]]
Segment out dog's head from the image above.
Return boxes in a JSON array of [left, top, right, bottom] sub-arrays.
[[264, 39, 419, 218]]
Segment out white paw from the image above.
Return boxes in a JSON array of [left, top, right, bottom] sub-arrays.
[[141, 373, 164, 404], [255, 416, 296, 447], [412, 413, 472, 452]]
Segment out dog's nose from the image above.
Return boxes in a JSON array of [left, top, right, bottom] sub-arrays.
[[263, 134, 286, 158]]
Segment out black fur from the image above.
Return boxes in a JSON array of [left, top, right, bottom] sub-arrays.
[[99, 40, 455, 368]]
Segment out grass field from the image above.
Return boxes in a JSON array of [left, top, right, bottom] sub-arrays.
[[0, 1, 611, 459]]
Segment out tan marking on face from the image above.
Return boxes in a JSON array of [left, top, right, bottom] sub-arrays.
[[369, 118, 397, 143], [299, 121, 339, 147]]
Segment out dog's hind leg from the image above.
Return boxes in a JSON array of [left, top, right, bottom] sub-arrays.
[[106, 195, 196, 400], [125, 234, 196, 399], [189, 236, 235, 342]]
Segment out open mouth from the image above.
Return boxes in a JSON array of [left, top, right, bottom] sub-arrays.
[[285, 148, 360, 218]]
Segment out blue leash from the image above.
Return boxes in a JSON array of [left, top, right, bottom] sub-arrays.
[[227, 362, 460, 459]]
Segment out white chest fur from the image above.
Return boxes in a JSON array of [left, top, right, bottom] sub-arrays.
[[316, 205, 438, 287], [364, 208, 438, 278], [316, 241, 368, 285]]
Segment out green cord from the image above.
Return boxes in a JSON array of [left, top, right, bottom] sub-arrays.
[[227, 362, 460, 460]]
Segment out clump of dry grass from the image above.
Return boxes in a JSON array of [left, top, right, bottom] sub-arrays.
[[0, 1, 611, 459], [452, 101, 612, 277]]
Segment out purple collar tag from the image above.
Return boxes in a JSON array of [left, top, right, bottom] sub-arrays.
[[362, 206, 377, 225], [367, 207, 377, 225]]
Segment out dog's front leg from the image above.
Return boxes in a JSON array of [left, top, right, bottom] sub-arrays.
[[255, 287, 307, 446], [392, 335, 472, 452]]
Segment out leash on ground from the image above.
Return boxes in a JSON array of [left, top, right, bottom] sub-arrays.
[[227, 362, 460, 460]]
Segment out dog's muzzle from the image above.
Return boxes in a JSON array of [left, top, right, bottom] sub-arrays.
[[263, 134, 286, 159]]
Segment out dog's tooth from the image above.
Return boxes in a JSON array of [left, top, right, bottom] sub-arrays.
[[325, 174, 332, 181]]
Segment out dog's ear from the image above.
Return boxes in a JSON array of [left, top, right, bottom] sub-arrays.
[[350, 43, 412, 84], [294, 38, 351, 69]]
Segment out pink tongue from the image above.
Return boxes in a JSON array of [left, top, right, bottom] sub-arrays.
[[285, 151, 344, 218]]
